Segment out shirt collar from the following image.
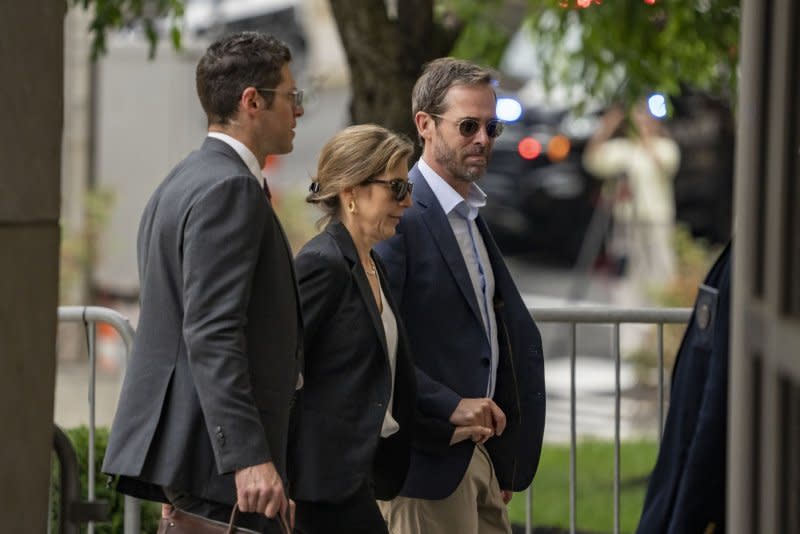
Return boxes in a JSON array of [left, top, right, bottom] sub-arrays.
[[418, 157, 487, 221], [207, 132, 264, 179]]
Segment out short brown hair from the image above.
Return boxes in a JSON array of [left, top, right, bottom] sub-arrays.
[[307, 125, 413, 227], [412, 57, 495, 117], [196, 32, 291, 126]]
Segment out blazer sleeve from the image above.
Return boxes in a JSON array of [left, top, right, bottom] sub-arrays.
[[294, 247, 347, 345], [182, 175, 271, 474], [667, 257, 731, 532]]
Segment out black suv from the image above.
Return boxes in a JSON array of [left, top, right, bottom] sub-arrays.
[[481, 104, 604, 264], [481, 92, 734, 265]]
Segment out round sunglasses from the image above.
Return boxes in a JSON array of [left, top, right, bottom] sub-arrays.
[[429, 114, 504, 139], [362, 178, 414, 201]]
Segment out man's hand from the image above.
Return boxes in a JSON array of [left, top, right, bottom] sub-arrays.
[[450, 398, 506, 436], [449, 424, 493, 445], [234, 462, 288, 520], [500, 489, 513, 505]]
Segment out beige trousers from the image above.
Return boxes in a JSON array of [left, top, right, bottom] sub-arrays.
[[378, 444, 511, 534]]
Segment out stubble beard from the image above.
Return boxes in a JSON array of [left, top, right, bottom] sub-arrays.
[[433, 134, 489, 185]]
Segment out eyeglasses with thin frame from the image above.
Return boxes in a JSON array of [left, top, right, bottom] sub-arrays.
[[256, 87, 304, 108], [429, 113, 504, 139], [362, 178, 414, 201]]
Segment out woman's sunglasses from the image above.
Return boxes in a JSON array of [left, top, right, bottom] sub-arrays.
[[362, 178, 414, 201], [429, 114, 504, 139]]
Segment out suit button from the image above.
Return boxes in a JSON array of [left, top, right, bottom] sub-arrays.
[[481, 358, 490, 368], [697, 303, 711, 329], [377, 402, 384, 408]]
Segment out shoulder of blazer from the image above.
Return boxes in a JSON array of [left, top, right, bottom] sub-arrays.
[[191, 137, 261, 187], [297, 230, 343, 263], [323, 221, 361, 268], [295, 229, 350, 283], [200, 136, 248, 164]]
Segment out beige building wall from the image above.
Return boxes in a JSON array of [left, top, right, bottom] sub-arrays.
[[299, 0, 349, 87]]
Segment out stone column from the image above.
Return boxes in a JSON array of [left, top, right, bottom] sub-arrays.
[[0, 2, 63, 531]]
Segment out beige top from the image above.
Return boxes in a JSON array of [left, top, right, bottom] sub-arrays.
[[583, 136, 680, 223], [379, 281, 400, 437]]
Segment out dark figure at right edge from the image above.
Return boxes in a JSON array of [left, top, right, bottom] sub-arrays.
[[637, 242, 732, 534]]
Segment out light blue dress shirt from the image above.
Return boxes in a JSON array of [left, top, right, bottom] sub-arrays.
[[418, 158, 499, 399]]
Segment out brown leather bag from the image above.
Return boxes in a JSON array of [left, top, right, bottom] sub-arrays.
[[157, 504, 290, 534]]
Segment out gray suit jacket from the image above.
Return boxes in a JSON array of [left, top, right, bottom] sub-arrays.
[[102, 137, 303, 504]]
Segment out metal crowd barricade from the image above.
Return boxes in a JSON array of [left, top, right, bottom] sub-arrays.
[[56, 306, 140, 534], [521, 306, 692, 534], [55, 304, 691, 534]]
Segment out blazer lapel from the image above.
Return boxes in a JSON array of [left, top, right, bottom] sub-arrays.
[[411, 166, 483, 326], [325, 222, 389, 359]]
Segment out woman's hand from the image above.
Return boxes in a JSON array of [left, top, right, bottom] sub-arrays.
[[449, 424, 493, 445]]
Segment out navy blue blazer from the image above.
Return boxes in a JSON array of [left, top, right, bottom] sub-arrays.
[[374, 164, 546, 499], [637, 243, 732, 534]]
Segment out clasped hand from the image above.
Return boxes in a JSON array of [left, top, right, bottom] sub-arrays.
[[448, 397, 506, 445]]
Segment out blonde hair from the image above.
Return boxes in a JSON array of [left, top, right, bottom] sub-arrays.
[[307, 124, 413, 227]]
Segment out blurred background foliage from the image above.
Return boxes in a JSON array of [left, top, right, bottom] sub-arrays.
[[73, 0, 741, 126], [524, 1, 740, 112], [50, 426, 161, 533], [629, 225, 723, 386], [71, 0, 184, 58]]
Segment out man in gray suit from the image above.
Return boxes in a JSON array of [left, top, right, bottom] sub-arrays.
[[102, 32, 305, 532]]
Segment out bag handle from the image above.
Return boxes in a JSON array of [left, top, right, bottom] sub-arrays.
[[225, 505, 239, 534], [226, 504, 292, 534]]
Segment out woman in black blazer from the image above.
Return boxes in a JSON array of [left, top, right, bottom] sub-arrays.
[[289, 125, 420, 533]]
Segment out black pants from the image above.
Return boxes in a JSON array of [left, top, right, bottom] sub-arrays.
[[294, 483, 388, 534], [163, 486, 284, 534]]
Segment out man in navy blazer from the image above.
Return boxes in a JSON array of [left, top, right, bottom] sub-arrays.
[[375, 58, 546, 533]]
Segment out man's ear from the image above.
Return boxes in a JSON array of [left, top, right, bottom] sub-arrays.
[[414, 111, 434, 144], [240, 87, 261, 114]]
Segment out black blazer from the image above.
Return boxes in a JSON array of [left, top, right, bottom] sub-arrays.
[[102, 137, 303, 505], [289, 221, 418, 502]]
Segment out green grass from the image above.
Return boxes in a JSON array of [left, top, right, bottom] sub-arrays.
[[507, 440, 658, 534], [56, 428, 657, 533]]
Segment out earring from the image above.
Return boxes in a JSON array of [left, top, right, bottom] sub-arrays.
[[348, 199, 356, 213]]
